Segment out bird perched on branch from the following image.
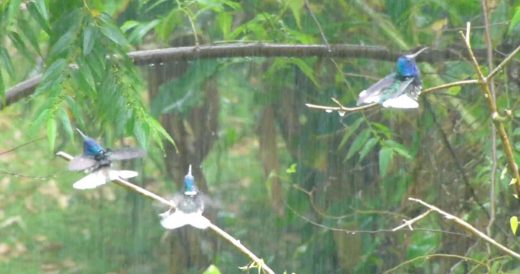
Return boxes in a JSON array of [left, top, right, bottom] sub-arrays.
[[357, 47, 428, 109], [68, 128, 145, 189], [160, 165, 210, 230]]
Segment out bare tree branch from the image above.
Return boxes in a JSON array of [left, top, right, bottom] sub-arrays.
[[409, 197, 520, 260], [2, 43, 517, 110]]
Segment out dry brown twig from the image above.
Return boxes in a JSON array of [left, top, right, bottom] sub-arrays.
[[55, 151, 275, 274]]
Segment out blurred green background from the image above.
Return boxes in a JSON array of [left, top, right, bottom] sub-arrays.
[[1, 0, 520, 273]]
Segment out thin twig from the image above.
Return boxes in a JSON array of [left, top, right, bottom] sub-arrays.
[[391, 210, 432, 231], [55, 151, 275, 274], [305, 100, 378, 113], [383, 253, 489, 274], [487, 44, 520, 80], [409, 197, 520, 260], [421, 79, 479, 94], [0, 136, 45, 155], [305, 78, 480, 114], [460, 22, 520, 197], [481, 0, 497, 256]]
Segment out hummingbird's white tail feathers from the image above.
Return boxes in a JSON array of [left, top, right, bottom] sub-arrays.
[[160, 211, 210, 230], [108, 170, 138, 180], [382, 95, 419, 109], [73, 171, 108, 189], [73, 169, 138, 190]]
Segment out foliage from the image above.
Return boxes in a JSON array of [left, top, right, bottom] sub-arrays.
[[1, 0, 520, 273]]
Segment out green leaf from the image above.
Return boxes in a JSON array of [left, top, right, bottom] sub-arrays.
[[133, 120, 150, 148], [217, 12, 232, 39], [6, 0, 22, 27], [120, 20, 140, 32], [83, 24, 96, 56], [47, 118, 57, 152], [128, 19, 160, 44], [346, 129, 370, 160], [58, 108, 74, 139], [156, 8, 182, 42], [0, 47, 15, 77], [147, 117, 176, 150], [379, 147, 393, 177], [286, 0, 304, 29], [511, 216, 519, 235], [286, 163, 297, 174], [49, 32, 75, 57], [358, 138, 379, 161], [203, 265, 222, 274], [509, 6, 520, 34], [37, 59, 67, 94], [338, 118, 364, 149], [8, 31, 33, 61], [18, 18, 42, 55], [383, 140, 413, 159], [0, 70, 4, 98], [289, 58, 320, 88], [65, 96, 85, 126], [27, 0, 50, 33], [98, 13, 129, 47]]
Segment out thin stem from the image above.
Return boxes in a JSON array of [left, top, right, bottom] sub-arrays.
[[383, 253, 489, 274], [55, 151, 275, 274], [208, 223, 275, 274], [481, 0, 497, 255], [409, 197, 520, 260], [460, 22, 520, 197], [487, 44, 520, 80], [420, 79, 479, 94]]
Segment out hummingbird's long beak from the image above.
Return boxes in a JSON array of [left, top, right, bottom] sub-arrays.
[[407, 47, 428, 59], [75, 128, 88, 139]]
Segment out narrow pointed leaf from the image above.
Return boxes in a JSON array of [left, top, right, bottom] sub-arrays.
[[346, 129, 370, 160], [27, 0, 51, 33], [358, 138, 379, 161], [379, 147, 393, 177], [83, 24, 96, 55], [47, 118, 57, 152], [511, 216, 519, 235]]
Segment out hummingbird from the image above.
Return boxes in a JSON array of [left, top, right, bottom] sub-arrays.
[[357, 47, 428, 109], [160, 165, 210, 230], [68, 128, 145, 190]]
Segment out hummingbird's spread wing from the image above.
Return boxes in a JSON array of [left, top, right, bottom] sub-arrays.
[[107, 148, 146, 161], [357, 73, 396, 106], [160, 211, 210, 230], [68, 156, 97, 171]]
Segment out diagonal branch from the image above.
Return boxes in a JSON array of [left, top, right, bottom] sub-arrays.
[[409, 197, 520, 260], [55, 151, 275, 274]]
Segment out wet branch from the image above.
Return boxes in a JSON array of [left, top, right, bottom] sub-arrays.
[[55, 151, 275, 274], [459, 22, 520, 198], [409, 197, 520, 260], [1, 43, 514, 110]]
